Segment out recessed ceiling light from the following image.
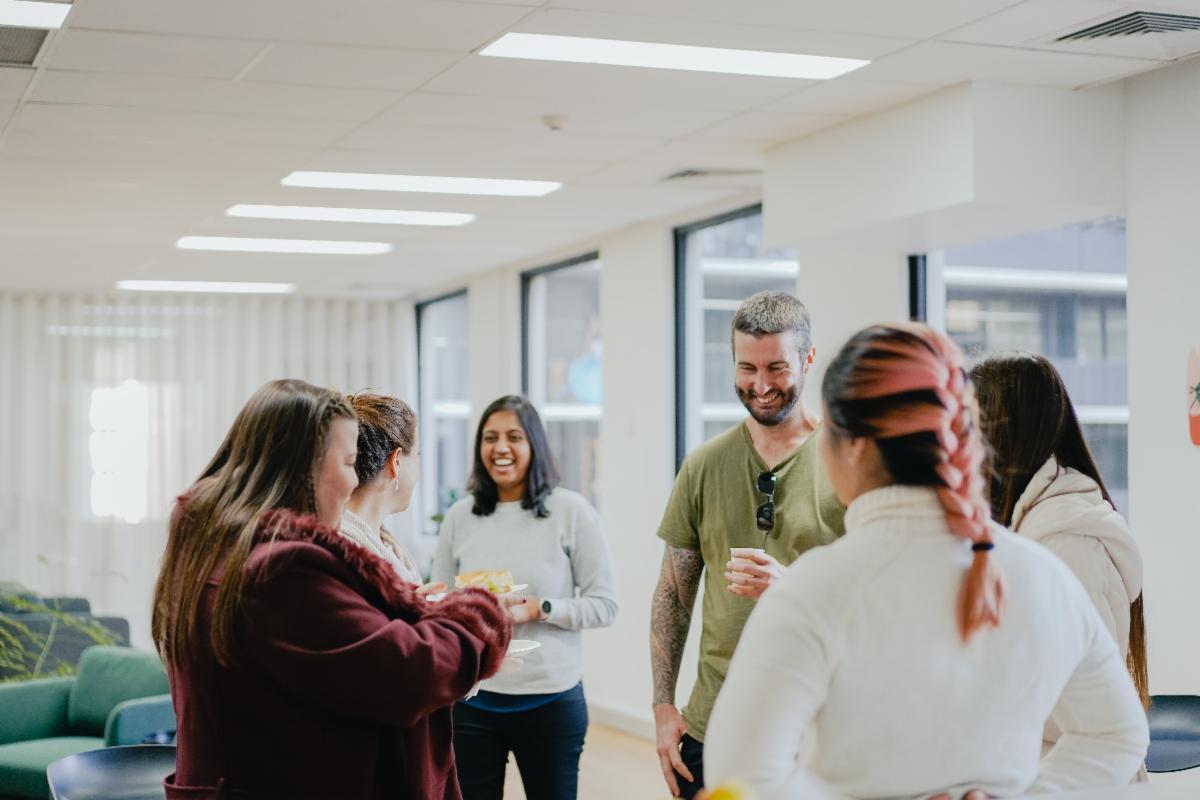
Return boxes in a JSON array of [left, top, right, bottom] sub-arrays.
[[281, 171, 561, 197], [175, 236, 392, 255], [116, 280, 297, 294], [227, 204, 475, 226], [0, 0, 71, 29], [480, 33, 869, 80]]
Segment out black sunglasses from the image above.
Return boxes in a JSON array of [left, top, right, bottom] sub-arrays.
[[755, 470, 776, 532]]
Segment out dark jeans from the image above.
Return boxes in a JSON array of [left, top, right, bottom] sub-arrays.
[[674, 733, 705, 799], [452, 684, 589, 800]]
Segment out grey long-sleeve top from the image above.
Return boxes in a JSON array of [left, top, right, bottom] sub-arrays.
[[431, 487, 619, 694]]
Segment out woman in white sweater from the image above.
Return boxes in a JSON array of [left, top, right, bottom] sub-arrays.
[[704, 323, 1148, 798], [972, 352, 1148, 739]]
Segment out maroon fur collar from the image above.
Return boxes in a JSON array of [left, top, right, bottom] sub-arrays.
[[253, 508, 511, 676]]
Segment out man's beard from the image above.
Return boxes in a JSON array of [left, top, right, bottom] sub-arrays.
[[736, 385, 800, 426]]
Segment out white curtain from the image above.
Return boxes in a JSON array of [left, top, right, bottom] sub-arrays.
[[0, 291, 417, 648]]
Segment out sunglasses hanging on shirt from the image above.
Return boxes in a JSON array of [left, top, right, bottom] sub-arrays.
[[755, 469, 776, 533]]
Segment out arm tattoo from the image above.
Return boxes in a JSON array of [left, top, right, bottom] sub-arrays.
[[650, 545, 704, 706]]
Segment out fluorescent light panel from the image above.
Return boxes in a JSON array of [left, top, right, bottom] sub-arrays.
[[176, 236, 392, 255], [0, 0, 71, 28], [282, 171, 561, 197], [116, 280, 296, 295], [480, 33, 869, 80], [227, 204, 475, 227]]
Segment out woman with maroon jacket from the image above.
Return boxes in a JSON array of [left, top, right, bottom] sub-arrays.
[[151, 379, 512, 800]]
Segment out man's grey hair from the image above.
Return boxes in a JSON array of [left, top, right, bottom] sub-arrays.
[[730, 291, 813, 356]]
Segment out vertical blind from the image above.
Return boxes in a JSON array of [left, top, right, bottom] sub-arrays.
[[0, 291, 416, 648]]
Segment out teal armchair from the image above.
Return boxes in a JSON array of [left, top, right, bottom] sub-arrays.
[[0, 646, 173, 800]]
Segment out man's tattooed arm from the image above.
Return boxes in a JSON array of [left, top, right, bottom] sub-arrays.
[[650, 545, 704, 706]]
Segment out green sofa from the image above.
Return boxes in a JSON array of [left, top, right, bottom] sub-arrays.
[[0, 646, 174, 800]]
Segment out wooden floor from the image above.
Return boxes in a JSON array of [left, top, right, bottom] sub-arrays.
[[501, 723, 666, 799]]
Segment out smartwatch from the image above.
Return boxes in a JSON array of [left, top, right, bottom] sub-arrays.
[[540, 599, 552, 619]]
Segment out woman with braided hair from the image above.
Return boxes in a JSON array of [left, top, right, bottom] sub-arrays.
[[703, 323, 1147, 799]]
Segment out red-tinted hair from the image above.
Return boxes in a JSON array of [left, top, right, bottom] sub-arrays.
[[822, 322, 1004, 642]]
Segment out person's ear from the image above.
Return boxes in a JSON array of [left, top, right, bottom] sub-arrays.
[[389, 448, 404, 478], [845, 436, 871, 468], [802, 346, 816, 374]]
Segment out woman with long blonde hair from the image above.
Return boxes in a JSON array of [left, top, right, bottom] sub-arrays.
[[152, 379, 511, 800], [704, 324, 1147, 798]]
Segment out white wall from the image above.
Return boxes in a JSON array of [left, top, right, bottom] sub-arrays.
[[1125, 57, 1200, 695]]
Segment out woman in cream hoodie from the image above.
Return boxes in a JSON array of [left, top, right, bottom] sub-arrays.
[[973, 352, 1148, 734]]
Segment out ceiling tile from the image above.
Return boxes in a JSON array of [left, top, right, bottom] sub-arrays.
[[242, 44, 463, 91], [337, 123, 665, 162], [546, 0, 1025, 39], [0, 67, 34, 100], [422, 57, 812, 111], [689, 111, 847, 143], [763, 79, 940, 115], [48, 30, 266, 79], [30, 70, 401, 121], [370, 92, 730, 138], [626, 139, 765, 171], [513, 8, 913, 59], [851, 40, 1159, 87], [10, 103, 362, 147], [295, 148, 605, 183], [66, 0, 531, 50], [940, 0, 1123, 46]]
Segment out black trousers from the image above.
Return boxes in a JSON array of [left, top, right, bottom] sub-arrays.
[[452, 684, 588, 800], [674, 733, 705, 799]]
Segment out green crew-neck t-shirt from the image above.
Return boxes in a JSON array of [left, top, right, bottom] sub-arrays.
[[656, 420, 845, 742]]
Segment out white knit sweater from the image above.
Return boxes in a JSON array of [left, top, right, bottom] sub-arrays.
[[705, 485, 1148, 799]]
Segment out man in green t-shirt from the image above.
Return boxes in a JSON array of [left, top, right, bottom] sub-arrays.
[[650, 291, 845, 798]]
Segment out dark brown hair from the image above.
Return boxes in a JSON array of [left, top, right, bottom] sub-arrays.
[[152, 379, 355, 667], [346, 393, 416, 486], [468, 395, 559, 518], [972, 351, 1148, 708]]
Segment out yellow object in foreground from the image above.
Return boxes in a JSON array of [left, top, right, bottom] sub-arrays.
[[701, 782, 753, 800]]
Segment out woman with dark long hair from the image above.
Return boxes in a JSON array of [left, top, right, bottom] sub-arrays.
[[704, 324, 1147, 798], [152, 379, 512, 799], [432, 394, 618, 800], [972, 352, 1148, 751]]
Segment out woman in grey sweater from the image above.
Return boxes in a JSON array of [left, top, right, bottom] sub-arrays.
[[432, 394, 618, 800]]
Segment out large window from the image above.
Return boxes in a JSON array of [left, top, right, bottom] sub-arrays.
[[522, 254, 603, 507], [675, 206, 799, 464], [929, 217, 1129, 513], [417, 292, 471, 536]]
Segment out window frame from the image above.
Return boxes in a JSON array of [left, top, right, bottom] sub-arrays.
[[519, 251, 602, 397], [415, 287, 469, 536], [672, 203, 765, 470]]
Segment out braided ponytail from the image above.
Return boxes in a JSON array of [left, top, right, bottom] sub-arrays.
[[823, 323, 1005, 642]]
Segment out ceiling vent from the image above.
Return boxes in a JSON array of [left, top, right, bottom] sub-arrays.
[[0, 26, 48, 66], [1057, 11, 1200, 40], [662, 168, 760, 181]]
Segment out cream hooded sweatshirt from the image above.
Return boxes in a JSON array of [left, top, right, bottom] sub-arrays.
[[1012, 457, 1142, 658]]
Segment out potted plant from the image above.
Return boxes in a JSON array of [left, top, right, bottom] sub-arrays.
[[0, 585, 122, 683]]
